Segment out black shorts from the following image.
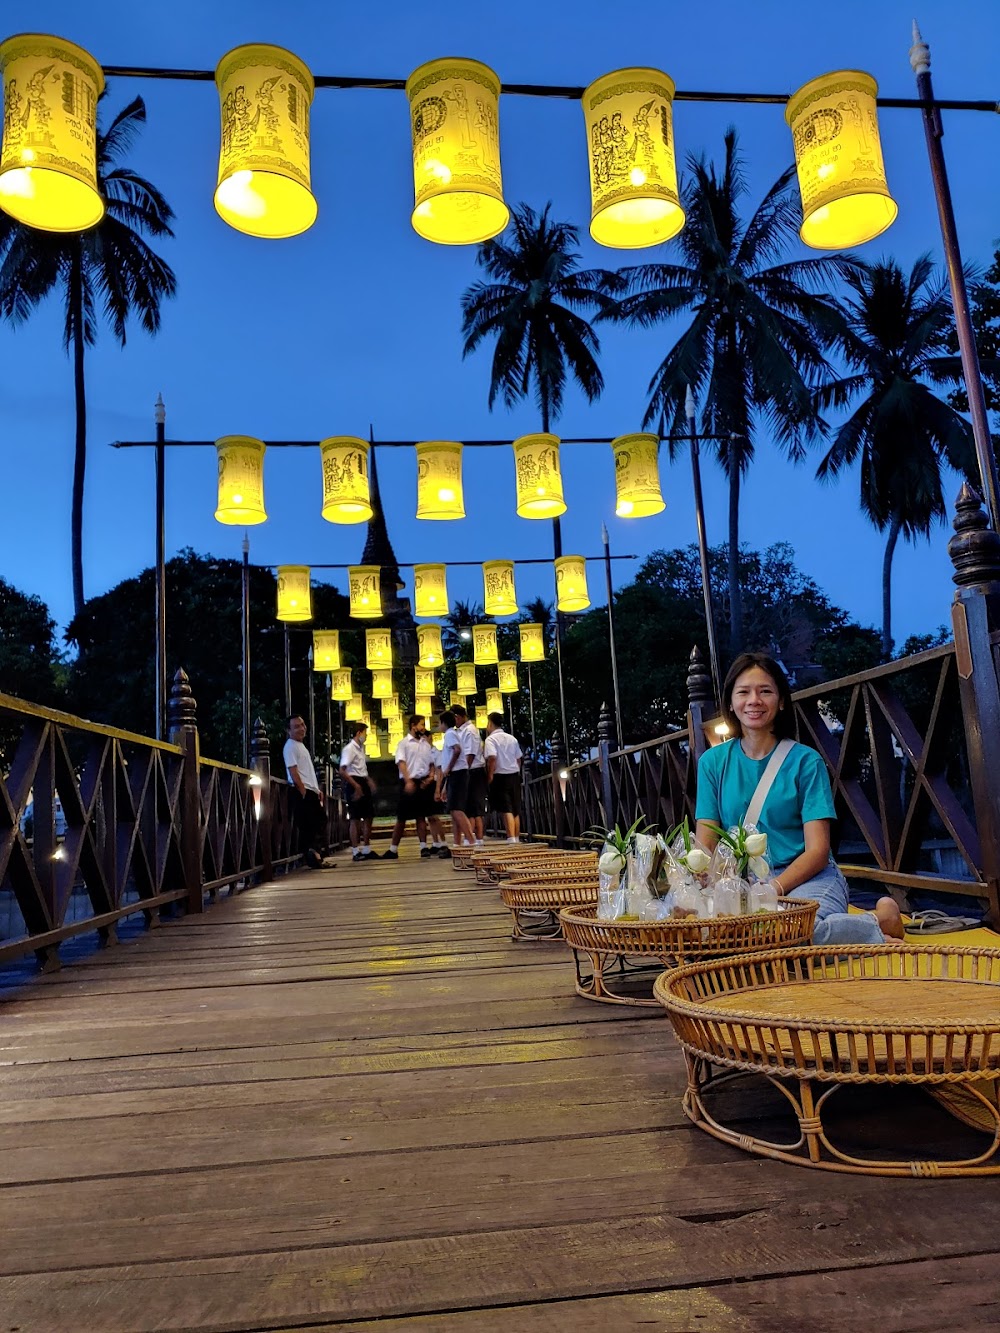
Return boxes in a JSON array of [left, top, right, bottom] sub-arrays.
[[396, 779, 436, 821], [445, 767, 469, 814], [344, 785, 373, 821], [490, 771, 522, 816], [465, 767, 488, 818]]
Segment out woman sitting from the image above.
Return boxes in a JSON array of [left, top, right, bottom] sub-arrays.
[[695, 652, 904, 945]]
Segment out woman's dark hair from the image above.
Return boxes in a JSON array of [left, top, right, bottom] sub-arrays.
[[721, 653, 795, 740]]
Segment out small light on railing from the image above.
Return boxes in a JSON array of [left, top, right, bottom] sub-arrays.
[[52, 846, 66, 861], [249, 772, 263, 820], [558, 769, 569, 781]]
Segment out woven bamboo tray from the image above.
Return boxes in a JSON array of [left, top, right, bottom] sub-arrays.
[[654, 944, 1000, 1176], [475, 847, 584, 885], [506, 859, 597, 885], [558, 900, 818, 1007], [499, 879, 599, 941]]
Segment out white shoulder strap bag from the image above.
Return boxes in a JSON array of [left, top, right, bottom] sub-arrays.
[[744, 738, 795, 829]]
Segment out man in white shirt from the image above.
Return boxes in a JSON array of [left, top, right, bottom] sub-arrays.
[[454, 704, 487, 846], [283, 715, 328, 869], [384, 714, 449, 860], [339, 722, 377, 862], [434, 710, 475, 849], [485, 713, 524, 843]]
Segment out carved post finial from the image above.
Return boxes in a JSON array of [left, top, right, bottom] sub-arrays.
[[949, 483, 1000, 589], [550, 731, 566, 768], [167, 667, 197, 738], [687, 644, 715, 706], [909, 20, 930, 75], [598, 702, 615, 745], [250, 717, 270, 762]]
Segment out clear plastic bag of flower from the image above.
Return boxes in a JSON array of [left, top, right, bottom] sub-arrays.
[[704, 821, 773, 886], [596, 839, 627, 920], [625, 832, 658, 918], [664, 817, 713, 880]]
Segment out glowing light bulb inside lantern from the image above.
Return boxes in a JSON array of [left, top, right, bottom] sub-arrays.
[[629, 168, 646, 186], [818, 163, 835, 180], [216, 169, 268, 219], [617, 500, 634, 516]]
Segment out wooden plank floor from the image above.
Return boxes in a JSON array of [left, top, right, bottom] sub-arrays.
[[1, 848, 999, 1331]]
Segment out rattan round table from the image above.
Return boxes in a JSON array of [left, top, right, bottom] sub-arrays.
[[498, 877, 598, 941], [655, 944, 1000, 1176], [559, 900, 818, 1006]]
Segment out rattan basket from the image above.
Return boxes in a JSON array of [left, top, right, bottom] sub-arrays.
[[499, 878, 599, 941]]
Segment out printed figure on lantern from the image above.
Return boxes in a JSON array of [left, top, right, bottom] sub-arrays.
[[253, 75, 282, 147], [3, 79, 21, 139], [609, 111, 630, 176], [444, 82, 475, 149], [23, 66, 54, 140], [222, 84, 253, 156], [474, 98, 498, 170], [631, 100, 661, 181]]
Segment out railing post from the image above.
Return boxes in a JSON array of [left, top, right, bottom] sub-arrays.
[[948, 484, 1000, 925], [250, 717, 274, 883], [550, 732, 567, 849], [686, 645, 717, 761], [598, 701, 616, 831], [167, 668, 204, 915]]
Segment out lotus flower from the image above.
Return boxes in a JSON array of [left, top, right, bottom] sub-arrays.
[[744, 832, 768, 857], [684, 847, 711, 874], [599, 849, 625, 876]]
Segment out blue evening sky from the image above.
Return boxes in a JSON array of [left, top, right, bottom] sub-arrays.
[[1, 0, 998, 647]]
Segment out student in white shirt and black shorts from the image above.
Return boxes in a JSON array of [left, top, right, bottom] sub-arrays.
[[384, 714, 449, 859], [485, 713, 524, 842], [338, 723, 378, 862], [436, 711, 475, 848], [453, 704, 487, 845]]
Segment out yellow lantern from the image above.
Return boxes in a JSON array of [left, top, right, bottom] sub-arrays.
[[483, 560, 519, 616], [475, 706, 491, 730], [276, 565, 311, 621], [0, 35, 104, 232], [432, 732, 444, 751], [331, 668, 353, 701], [486, 689, 503, 714], [456, 662, 478, 694], [473, 624, 498, 665], [413, 563, 449, 616], [519, 623, 545, 661], [320, 437, 372, 524], [582, 68, 684, 249], [450, 691, 466, 709], [613, 433, 665, 517], [405, 57, 508, 245], [312, 630, 340, 671], [345, 693, 364, 721], [371, 666, 394, 699], [349, 565, 382, 619], [214, 44, 316, 238], [381, 694, 401, 720], [361, 710, 373, 729], [415, 441, 465, 519], [417, 624, 444, 668], [513, 434, 566, 519], [366, 628, 393, 669], [785, 70, 898, 250], [416, 694, 434, 717], [214, 436, 267, 525], [414, 666, 436, 695], [555, 556, 590, 612], [498, 661, 518, 693]]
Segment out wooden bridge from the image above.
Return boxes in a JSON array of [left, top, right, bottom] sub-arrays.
[[3, 848, 999, 1331]]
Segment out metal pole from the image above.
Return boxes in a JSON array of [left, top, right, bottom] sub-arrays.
[[241, 533, 250, 768], [686, 387, 724, 707], [601, 523, 624, 748], [527, 662, 538, 760], [306, 645, 316, 761], [283, 623, 292, 718], [550, 529, 571, 761], [325, 674, 334, 795], [154, 393, 166, 740], [911, 23, 1000, 533]]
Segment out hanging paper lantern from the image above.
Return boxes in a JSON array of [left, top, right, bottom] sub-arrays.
[[555, 555, 590, 612], [276, 565, 311, 621], [417, 624, 443, 668], [473, 624, 498, 665], [475, 706, 491, 730], [214, 436, 267, 525], [486, 688, 503, 714], [371, 666, 394, 699], [414, 666, 436, 695], [361, 710, 373, 730], [512, 434, 566, 519], [366, 628, 393, 668], [432, 732, 444, 751], [613, 433, 665, 517], [405, 57, 508, 245], [349, 565, 382, 619], [483, 560, 518, 616], [345, 693, 364, 721], [413, 562, 449, 616], [320, 437, 372, 524], [456, 662, 478, 694], [498, 661, 518, 693], [381, 694, 401, 720], [214, 43, 316, 238], [312, 630, 340, 671], [518, 623, 546, 662], [331, 668, 353, 701], [415, 441, 465, 519], [582, 68, 684, 249], [416, 694, 433, 717], [450, 691, 466, 709], [0, 35, 104, 232], [785, 70, 897, 250]]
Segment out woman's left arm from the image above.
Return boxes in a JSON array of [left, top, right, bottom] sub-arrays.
[[773, 820, 832, 895]]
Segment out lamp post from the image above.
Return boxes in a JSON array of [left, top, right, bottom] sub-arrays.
[[685, 386, 724, 708], [241, 532, 251, 767], [601, 523, 624, 749], [154, 393, 166, 740]]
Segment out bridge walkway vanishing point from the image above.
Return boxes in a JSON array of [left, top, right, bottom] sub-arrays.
[[2, 848, 1000, 1331]]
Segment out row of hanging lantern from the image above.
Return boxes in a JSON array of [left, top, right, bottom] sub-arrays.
[[277, 560, 590, 623], [0, 35, 896, 252], [215, 432, 665, 528], [313, 626, 544, 679]]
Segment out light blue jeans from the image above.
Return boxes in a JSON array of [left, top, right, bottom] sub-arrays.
[[786, 862, 884, 946]]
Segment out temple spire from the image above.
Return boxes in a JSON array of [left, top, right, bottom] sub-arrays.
[[359, 429, 415, 651]]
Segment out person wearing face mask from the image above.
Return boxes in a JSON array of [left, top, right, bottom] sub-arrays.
[[695, 652, 904, 945], [383, 714, 450, 860]]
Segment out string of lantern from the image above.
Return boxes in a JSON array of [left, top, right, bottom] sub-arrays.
[[3, 34, 989, 249]]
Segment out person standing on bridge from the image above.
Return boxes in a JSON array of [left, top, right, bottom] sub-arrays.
[[284, 714, 329, 870], [339, 722, 377, 863], [485, 713, 523, 843], [383, 714, 449, 860]]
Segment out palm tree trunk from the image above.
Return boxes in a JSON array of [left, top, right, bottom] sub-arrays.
[[881, 512, 902, 660], [727, 442, 744, 654], [69, 244, 87, 618]]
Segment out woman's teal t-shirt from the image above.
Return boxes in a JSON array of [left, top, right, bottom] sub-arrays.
[[695, 739, 836, 870]]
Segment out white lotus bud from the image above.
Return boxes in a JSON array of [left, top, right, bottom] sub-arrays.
[[684, 847, 711, 874], [749, 855, 770, 880], [744, 832, 768, 856], [599, 849, 625, 876]]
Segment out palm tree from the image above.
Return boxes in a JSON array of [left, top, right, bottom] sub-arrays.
[[610, 130, 852, 651], [815, 256, 978, 657], [0, 96, 177, 616], [442, 599, 484, 657]]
